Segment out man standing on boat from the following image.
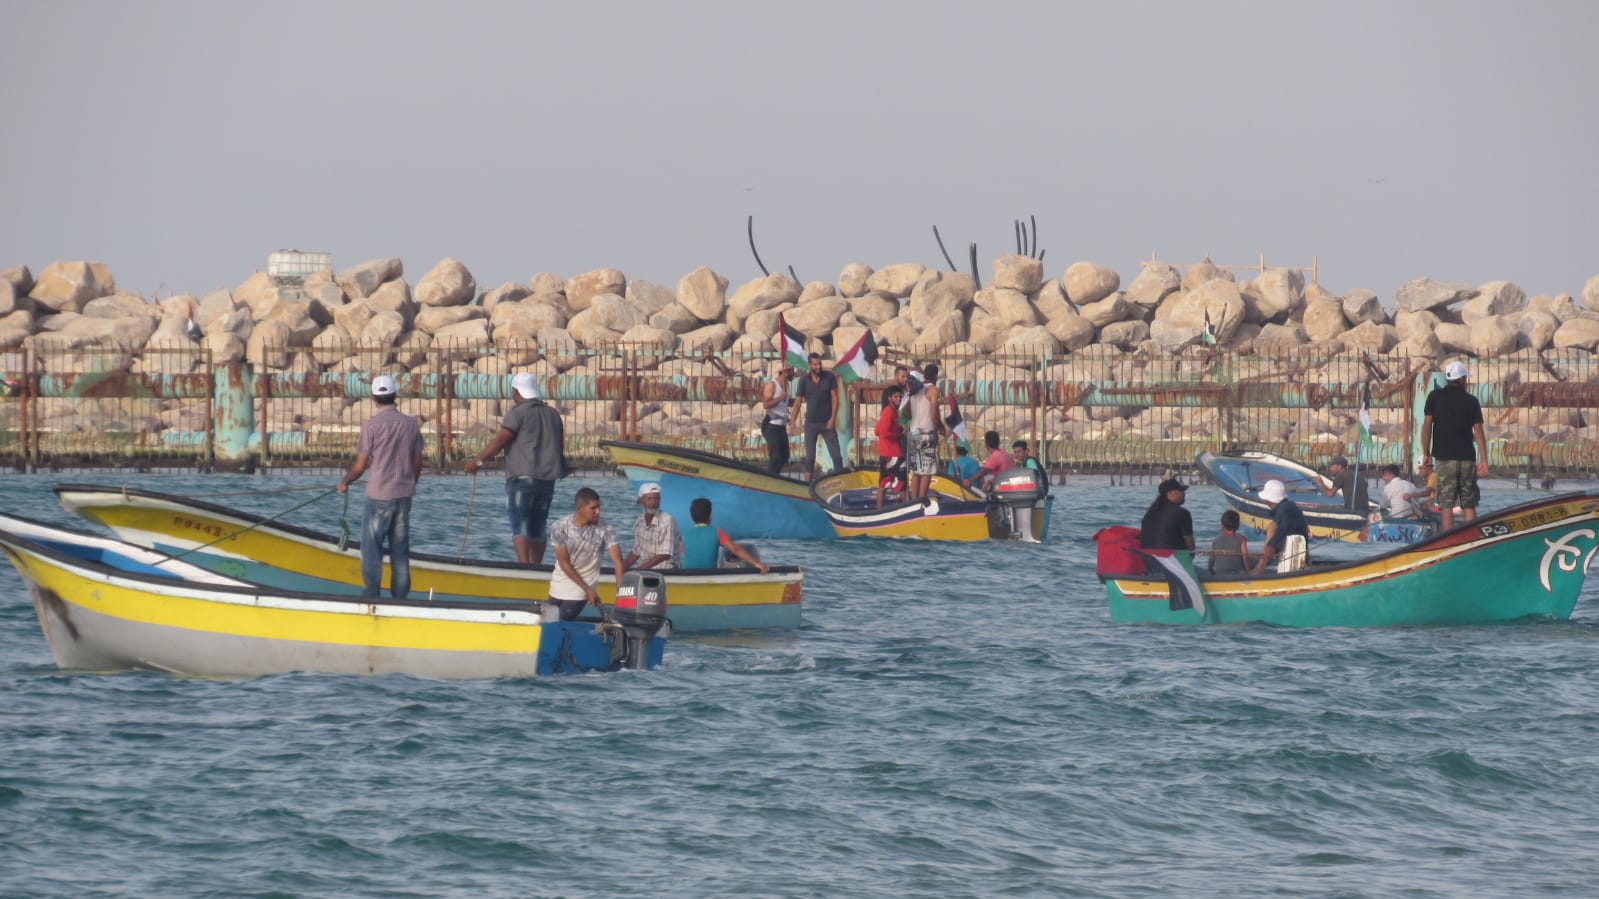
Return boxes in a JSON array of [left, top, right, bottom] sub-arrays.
[[465, 372, 568, 565], [790, 351, 843, 481], [623, 482, 681, 570], [759, 361, 795, 475], [337, 374, 424, 600], [548, 487, 625, 621], [905, 363, 942, 500], [1320, 455, 1370, 510], [1252, 479, 1310, 574], [1421, 361, 1489, 530]]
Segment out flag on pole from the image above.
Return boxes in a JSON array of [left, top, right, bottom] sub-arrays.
[[835, 331, 878, 385], [1201, 308, 1217, 346], [944, 393, 968, 443], [779, 314, 808, 370], [1358, 383, 1373, 448]]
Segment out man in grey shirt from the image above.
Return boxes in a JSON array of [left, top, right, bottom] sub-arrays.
[[790, 352, 843, 481], [337, 374, 424, 599], [465, 372, 568, 564]]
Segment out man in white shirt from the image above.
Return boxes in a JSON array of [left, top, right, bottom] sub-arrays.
[[547, 487, 625, 621], [1377, 464, 1424, 519], [624, 482, 681, 570]]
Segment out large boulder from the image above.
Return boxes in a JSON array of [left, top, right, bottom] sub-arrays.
[[849, 293, 899, 327], [1552, 317, 1599, 351], [867, 263, 925, 300], [1045, 313, 1096, 351], [1395, 277, 1477, 314], [620, 324, 678, 354], [430, 317, 490, 348], [681, 323, 735, 353], [1252, 322, 1309, 355], [1434, 322, 1474, 355], [1062, 261, 1120, 306], [838, 263, 873, 298], [0, 281, 24, 316], [247, 320, 294, 368], [797, 281, 837, 303], [1124, 262, 1180, 310], [1243, 268, 1305, 321], [1341, 288, 1386, 325], [1528, 293, 1583, 323], [1181, 259, 1234, 292], [1098, 319, 1149, 350], [907, 270, 975, 330], [1469, 315, 1518, 357], [310, 324, 353, 366], [1149, 319, 1201, 354], [590, 293, 646, 333], [1033, 279, 1075, 323], [332, 300, 376, 338], [650, 303, 707, 335], [1517, 309, 1559, 351], [565, 268, 627, 312], [261, 302, 320, 345], [967, 310, 1010, 352], [29, 261, 115, 313], [82, 293, 157, 321], [480, 281, 531, 314], [676, 267, 729, 322], [1078, 292, 1131, 328], [414, 305, 483, 335], [0, 265, 33, 296], [991, 288, 1040, 327], [367, 279, 415, 329], [1461, 280, 1526, 323], [1301, 297, 1347, 342], [1583, 274, 1599, 312], [728, 274, 802, 324], [529, 272, 566, 297], [626, 280, 676, 317], [993, 254, 1044, 294], [782, 295, 847, 337], [415, 258, 476, 307], [1342, 321, 1399, 354], [1002, 325, 1061, 354], [336, 258, 402, 300], [912, 308, 967, 350]]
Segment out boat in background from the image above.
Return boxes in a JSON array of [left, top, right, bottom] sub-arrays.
[[1096, 490, 1599, 627], [601, 440, 837, 539], [53, 483, 804, 633], [0, 512, 665, 678], [1196, 450, 1435, 544], [811, 467, 1052, 541]]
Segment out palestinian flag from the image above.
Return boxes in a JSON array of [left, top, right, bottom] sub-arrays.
[[780, 313, 808, 370], [944, 394, 968, 443], [1201, 307, 1217, 346], [836, 331, 878, 385], [1358, 383, 1373, 448], [1136, 549, 1208, 616]]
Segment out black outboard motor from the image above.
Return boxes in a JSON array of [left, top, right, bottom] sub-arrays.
[[613, 570, 669, 670], [992, 466, 1045, 543]]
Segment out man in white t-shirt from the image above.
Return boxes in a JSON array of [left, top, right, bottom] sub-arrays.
[[547, 487, 625, 621], [1377, 464, 1424, 519]]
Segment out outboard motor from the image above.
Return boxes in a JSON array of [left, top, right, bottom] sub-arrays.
[[992, 466, 1045, 543], [613, 569, 669, 670]]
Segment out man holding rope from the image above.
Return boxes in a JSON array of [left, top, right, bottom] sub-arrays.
[[338, 374, 424, 599], [465, 372, 568, 565]]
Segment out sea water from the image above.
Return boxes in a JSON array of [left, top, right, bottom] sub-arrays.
[[2, 471, 1598, 898]]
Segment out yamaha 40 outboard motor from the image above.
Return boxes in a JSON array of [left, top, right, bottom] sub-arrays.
[[613, 570, 669, 670], [992, 466, 1045, 543]]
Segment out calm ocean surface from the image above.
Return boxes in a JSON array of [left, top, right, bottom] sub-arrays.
[[3, 470, 1599, 898]]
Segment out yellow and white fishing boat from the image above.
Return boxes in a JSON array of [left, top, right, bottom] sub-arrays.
[[0, 512, 665, 678], [54, 483, 802, 633]]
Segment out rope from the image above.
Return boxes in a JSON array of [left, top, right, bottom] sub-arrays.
[[338, 490, 352, 552], [159, 488, 341, 564], [457, 471, 477, 562], [185, 484, 339, 498]]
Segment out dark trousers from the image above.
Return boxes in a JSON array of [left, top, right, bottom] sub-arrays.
[[803, 423, 844, 476], [762, 419, 791, 474]]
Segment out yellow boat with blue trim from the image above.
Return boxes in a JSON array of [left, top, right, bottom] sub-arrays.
[[0, 512, 664, 678], [53, 483, 802, 633], [810, 468, 1053, 541]]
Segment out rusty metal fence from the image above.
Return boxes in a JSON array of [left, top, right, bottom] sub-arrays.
[[3, 341, 1597, 479]]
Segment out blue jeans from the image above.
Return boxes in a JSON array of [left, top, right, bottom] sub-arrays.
[[361, 497, 412, 599], [507, 478, 556, 540]]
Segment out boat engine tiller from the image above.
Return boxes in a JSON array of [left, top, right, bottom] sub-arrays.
[[614, 570, 668, 670], [993, 467, 1045, 543]]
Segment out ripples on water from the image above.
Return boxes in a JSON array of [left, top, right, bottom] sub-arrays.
[[3, 472, 1599, 897]]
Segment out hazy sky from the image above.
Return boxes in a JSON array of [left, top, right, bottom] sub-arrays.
[[4, 1, 1596, 305]]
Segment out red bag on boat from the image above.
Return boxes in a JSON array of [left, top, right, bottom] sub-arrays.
[[1094, 526, 1145, 576]]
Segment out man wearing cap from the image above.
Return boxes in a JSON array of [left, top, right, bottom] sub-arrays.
[[1252, 479, 1310, 574], [1319, 455, 1370, 511], [623, 482, 681, 570], [1139, 478, 1194, 551], [465, 372, 568, 564], [1421, 360, 1489, 530], [337, 374, 424, 599]]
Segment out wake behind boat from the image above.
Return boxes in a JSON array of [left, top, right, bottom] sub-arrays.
[[0, 512, 666, 678], [1095, 490, 1599, 627], [1197, 450, 1435, 544], [53, 483, 803, 633], [601, 439, 837, 539]]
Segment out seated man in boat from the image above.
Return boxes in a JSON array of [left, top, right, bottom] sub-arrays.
[[1139, 478, 1194, 552], [623, 482, 682, 570], [1251, 479, 1310, 574], [961, 430, 1011, 494], [1376, 464, 1426, 520], [1010, 440, 1049, 495], [548, 487, 626, 621], [682, 498, 769, 573], [947, 442, 980, 484], [875, 385, 907, 508], [1320, 455, 1370, 510]]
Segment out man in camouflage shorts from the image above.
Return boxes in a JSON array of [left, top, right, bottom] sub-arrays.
[[1420, 361, 1489, 530]]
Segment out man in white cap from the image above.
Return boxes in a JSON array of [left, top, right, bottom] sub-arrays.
[[465, 372, 568, 564], [337, 374, 424, 599], [1252, 478, 1310, 574], [623, 482, 681, 570], [1420, 360, 1488, 530]]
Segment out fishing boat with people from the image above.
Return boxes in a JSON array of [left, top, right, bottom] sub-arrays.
[[1094, 490, 1599, 627], [0, 512, 667, 677], [600, 439, 837, 539], [811, 467, 1052, 541], [1196, 450, 1436, 544], [53, 483, 803, 633]]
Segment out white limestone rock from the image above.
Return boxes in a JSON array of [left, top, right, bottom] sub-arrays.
[[1124, 263, 1180, 310], [1003, 326, 1061, 354], [332, 300, 376, 338], [1243, 268, 1305, 321], [1045, 313, 1096, 352], [415, 258, 476, 307], [648, 303, 703, 335], [838, 263, 874, 299], [590, 293, 646, 333], [877, 316, 917, 347], [1077, 292, 1130, 328], [1517, 309, 1559, 351], [565, 268, 627, 312], [1552, 317, 1599, 351], [0, 265, 33, 296], [907, 270, 975, 330], [912, 309, 966, 351], [1181, 259, 1234, 292], [621, 324, 678, 354], [728, 273, 802, 325], [336, 258, 403, 300], [681, 323, 736, 353], [29, 261, 116, 314], [1462, 281, 1526, 324], [1395, 278, 1477, 314], [626, 280, 677, 318], [247, 320, 294, 368], [967, 310, 1010, 352], [431, 317, 491, 350], [1342, 321, 1399, 354], [1098, 320, 1149, 350], [866, 263, 926, 300], [676, 267, 729, 322], [1341, 288, 1386, 325], [1252, 323, 1309, 355], [1032, 279, 1076, 323], [848, 294, 899, 328], [480, 281, 532, 314], [797, 281, 838, 303], [1584, 274, 1599, 312], [991, 288, 1040, 328], [993, 254, 1044, 294], [1062, 261, 1120, 306], [1528, 293, 1583, 323], [1149, 319, 1201, 354], [1469, 314, 1518, 357], [82, 293, 157, 321], [1302, 297, 1347, 343], [414, 305, 483, 335], [1434, 322, 1474, 355]]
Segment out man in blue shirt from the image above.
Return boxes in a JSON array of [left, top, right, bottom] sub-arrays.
[[682, 498, 769, 572], [1252, 479, 1310, 573]]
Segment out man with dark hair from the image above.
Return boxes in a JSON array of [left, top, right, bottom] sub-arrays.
[[681, 498, 769, 572], [465, 372, 568, 564], [905, 362, 942, 499], [547, 487, 624, 621], [1377, 464, 1424, 520], [1320, 455, 1369, 510], [759, 360, 796, 474], [1421, 361, 1489, 529], [337, 374, 424, 599], [790, 351, 843, 481], [1139, 478, 1194, 551]]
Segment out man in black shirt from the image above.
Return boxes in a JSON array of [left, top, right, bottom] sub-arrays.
[[1252, 479, 1311, 573], [1320, 455, 1370, 511], [790, 352, 843, 481], [1420, 361, 1489, 530], [1139, 478, 1194, 551]]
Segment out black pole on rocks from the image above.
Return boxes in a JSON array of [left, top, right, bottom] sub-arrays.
[[933, 226, 958, 271], [969, 243, 981, 290], [747, 215, 770, 277], [788, 265, 801, 285]]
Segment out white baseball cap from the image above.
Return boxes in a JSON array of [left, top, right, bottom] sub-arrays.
[[637, 482, 661, 502], [1260, 479, 1287, 503], [1445, 361, 1469, 381], [371, 374, 396, 397], [512, 372, 540, 399]]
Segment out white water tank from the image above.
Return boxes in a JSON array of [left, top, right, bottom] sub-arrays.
[[267, 250, 333, 283]]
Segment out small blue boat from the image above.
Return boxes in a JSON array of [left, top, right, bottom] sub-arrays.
[[601, 440, 837, 539]]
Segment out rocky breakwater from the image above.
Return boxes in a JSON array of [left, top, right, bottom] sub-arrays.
[[3, 257, 1599, 451]]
